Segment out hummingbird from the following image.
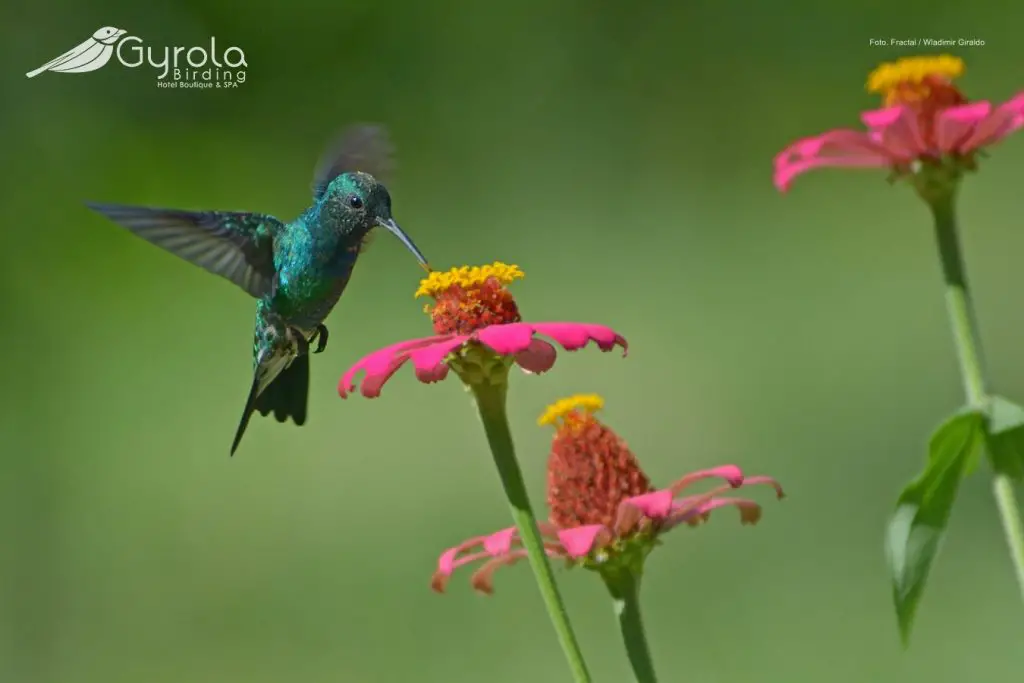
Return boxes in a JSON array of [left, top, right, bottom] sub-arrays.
[[86, 125, 430, 455]]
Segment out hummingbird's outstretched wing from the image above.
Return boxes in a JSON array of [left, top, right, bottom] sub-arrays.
[[312, 124, 395, 201], [86, 203, 284, 298]]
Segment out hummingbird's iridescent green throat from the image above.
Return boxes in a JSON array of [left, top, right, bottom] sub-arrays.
[[86, 125, 430, 455]]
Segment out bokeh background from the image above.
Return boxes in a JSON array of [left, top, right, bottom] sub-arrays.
[[2, 2, 1023, 682]]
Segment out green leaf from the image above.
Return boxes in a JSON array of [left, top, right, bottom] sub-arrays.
[[984, 396, 1024, 481], [885, 411, 984, 647]]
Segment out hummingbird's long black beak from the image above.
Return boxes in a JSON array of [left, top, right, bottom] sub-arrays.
[[376, 217, 431, 271]]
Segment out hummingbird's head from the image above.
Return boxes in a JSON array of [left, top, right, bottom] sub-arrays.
[[323, 171, 429, 268]]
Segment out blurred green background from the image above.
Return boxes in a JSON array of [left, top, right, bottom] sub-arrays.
[[3, 1, 1023, 681]]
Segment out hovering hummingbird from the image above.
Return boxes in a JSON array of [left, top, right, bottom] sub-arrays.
[[87, 125, 430, 455]]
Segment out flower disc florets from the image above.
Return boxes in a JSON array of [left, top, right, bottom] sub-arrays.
[[416, 263, 524, 335], [541, 395, 652, 530], [867, 55, 966, 109]]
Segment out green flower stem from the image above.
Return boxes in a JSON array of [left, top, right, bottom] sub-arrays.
[[470, 380, 593, 683], [930, 192, 986, 406], [993, 475, 1024, 600], [603, 572, 659, 683], [929, 191, 1024, 602]]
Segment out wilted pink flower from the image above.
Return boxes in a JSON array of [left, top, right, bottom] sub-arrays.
[[431, 394, 784, 594], [774, 55, 1024, 192], [338, 263, 627, 398]]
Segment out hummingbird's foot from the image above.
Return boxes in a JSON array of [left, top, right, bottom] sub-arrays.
[[312, 324, 329, 354]]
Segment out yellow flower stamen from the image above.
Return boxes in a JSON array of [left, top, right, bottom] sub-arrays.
[[415, 262, 525, 299], [538, 394, 605, 427], [866, 55, 964, 95]]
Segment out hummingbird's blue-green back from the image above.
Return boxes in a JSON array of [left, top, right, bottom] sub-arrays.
[[85, 125, 430, 456]]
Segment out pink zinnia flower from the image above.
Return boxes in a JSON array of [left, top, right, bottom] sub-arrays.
[[774, 55, 1024, 192], [431, 394, 784, 594], [338, 263, 627, 398]]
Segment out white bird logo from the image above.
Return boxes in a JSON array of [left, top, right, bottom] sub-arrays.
[[26, 26, 127, 78]]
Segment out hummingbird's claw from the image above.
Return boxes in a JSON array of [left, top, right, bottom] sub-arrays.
[[312, 324, 329, 354]]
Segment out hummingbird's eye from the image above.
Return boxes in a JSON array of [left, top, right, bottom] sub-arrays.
[[347, 195, 364, 210]]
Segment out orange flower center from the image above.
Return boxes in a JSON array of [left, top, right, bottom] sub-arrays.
[[541, 396, 651, 529], [416, 263, 524, 335], [879, 75, 966, 110], [866, 55, 968, 151]]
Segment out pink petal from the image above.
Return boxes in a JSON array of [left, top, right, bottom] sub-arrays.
[[470, 547, 568, 595], [663, 497, 763, 531], [622, 490, 675, 520], [862, 106, 926, 159], [668, 465, 745, 495], [346, 352, 409, 399], [339, 334, 459, 398], [476, 322, 537, 355], [356, 359, 407, 398], [412, 361, 450, 385], [408, 337, 466, 384], [959, 93, 1024, 151], [613, 498, 645, 535], [861, 106, 903, 129], [433, 526, 519, 577], [775, 129, 888, 166], [773, 129, 892, 192], [739, 475, 786, 500], [936, 102, 993, 152], [469, 550, 530, 595], [530, 322, 628, 354], [664, 474, 783, 531], [514, 338, 557, 374], [431, 548, 493, 593], [556, 524, 610, 558], [482, 527, 519, 555], [436, 549, 491, 578], [774, 156, 891, 192], [437, 531, 503, 576], [437, 547, 461, 575]]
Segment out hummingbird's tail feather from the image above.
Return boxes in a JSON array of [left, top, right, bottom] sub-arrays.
[[255, 353, 310, 425], [230, 375, 263, 456], [230, 349, 311, 456]]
